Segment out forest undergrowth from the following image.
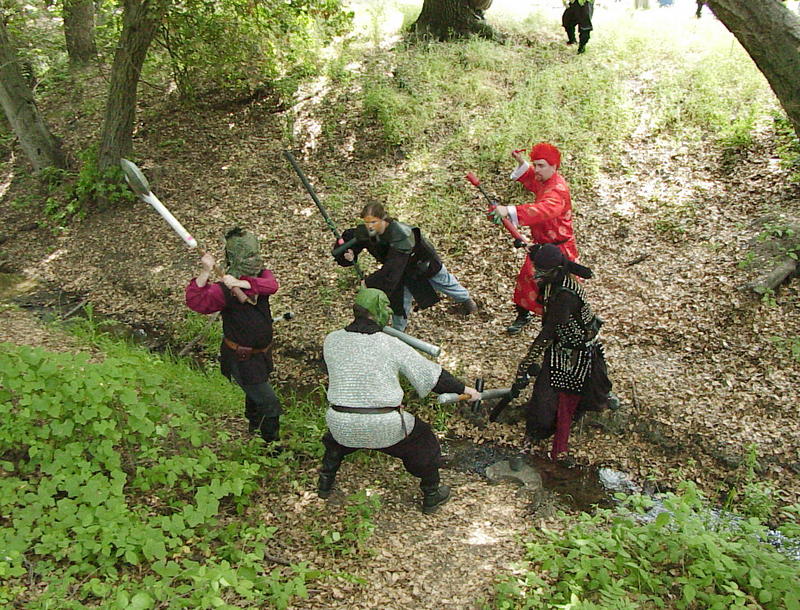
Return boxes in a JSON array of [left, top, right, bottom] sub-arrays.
[[1, 1, 799, 608]]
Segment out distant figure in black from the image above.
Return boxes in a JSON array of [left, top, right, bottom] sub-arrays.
[[563, 0, 594, 54]]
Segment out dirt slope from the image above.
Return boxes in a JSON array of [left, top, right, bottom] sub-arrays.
[[1, 56, 798, 496]]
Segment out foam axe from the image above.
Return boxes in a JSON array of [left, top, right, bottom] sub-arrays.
[[120, 159, 251, 304], [465, 171, 529, 248], [381, 324, 441, 358]]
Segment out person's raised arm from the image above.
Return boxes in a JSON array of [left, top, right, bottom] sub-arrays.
[[186, 253, 226, 313]]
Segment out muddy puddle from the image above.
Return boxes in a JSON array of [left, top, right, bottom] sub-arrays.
[[442, 436, 614, 511], [442, 436, 800, 560]]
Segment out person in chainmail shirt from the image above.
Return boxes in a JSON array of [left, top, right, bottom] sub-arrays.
[[507, 244, 614, 460], [317, 288, 479, 514]]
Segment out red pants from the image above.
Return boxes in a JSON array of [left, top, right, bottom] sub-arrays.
[[551, 392, 582, 460]]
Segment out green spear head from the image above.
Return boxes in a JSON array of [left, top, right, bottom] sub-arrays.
[[120, 158, 152, 198]]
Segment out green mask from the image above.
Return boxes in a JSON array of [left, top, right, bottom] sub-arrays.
[[225, 230, 263, 278], [354, 288, 391, 328]]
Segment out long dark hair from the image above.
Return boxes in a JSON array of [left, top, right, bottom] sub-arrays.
[[360, 200, 391, 221]]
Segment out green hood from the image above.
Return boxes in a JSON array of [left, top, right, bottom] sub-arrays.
[[355, 288, 391, 328], [225, 229, 263, 278]]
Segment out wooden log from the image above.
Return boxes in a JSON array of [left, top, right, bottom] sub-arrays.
[[741, 257, 798, 294]]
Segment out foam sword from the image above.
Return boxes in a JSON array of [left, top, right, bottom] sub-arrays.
[[120, 159, 251, 304]]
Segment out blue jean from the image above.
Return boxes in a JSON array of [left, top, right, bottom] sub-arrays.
[[392, 264, 471, 331]]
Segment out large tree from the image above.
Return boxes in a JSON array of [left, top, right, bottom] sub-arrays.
[[0, 18, 66, 172], [62, 0, 97, 66], [706, 0, 800, 140], [97, 0, 167, 176], [411, 0, 498, 41]]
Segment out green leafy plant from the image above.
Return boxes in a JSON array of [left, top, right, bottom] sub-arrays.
[[724, 445, 783, 521], [769, 335, 800, 364], [0, 337, 322, 608], [312, 490, 381, 556], [738, 250, 757, 269], [757, 219, 800, 261], [756, 287, 778, 307], [73, 145, 134, 207], [758, 219, 796, 241], [493, 481, 800, 609], [156, 0, 352, 100]]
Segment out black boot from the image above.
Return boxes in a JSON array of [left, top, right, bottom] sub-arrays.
[[506, 306, 532, 335], [318, 444, 345, 499], [565, 26, 576, 45], [420, 473, 451, 514], [577, 29, 590, 54], [260, 416, 280, 444]]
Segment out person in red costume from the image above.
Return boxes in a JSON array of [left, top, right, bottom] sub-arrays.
[[493, 142, 580, 334]]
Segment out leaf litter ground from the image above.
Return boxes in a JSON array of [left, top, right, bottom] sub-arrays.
[[1, 34, 799, 610]]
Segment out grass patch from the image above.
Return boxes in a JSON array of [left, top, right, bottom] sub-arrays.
[[349, 4, 777, 240]]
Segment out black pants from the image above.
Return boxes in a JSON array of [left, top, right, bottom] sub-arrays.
[[563, 1, 594, 44], [321, 419, 442, 484], [227, 361, 282, 442]]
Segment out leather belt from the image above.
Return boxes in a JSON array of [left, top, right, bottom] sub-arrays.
[[224, 337, 272, 361], [330, 405, 409, 438], [331, 405, 401, 414]]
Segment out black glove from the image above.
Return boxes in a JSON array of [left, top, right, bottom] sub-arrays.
[[525, 362, 541, 378], [509, 374, 530, 400], [333, 227, 369, 264]]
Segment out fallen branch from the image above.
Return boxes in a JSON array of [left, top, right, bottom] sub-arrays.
[[625, 253, 651, 267], [740, 257, 798, 294], [264, 552, 291, 566], [61, 298, 89, 320]]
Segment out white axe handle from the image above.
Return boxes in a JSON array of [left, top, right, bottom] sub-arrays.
[[437, 388, 511, 404]]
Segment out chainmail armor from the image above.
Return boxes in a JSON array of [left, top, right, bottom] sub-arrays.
[[324, 329, 442, 449]]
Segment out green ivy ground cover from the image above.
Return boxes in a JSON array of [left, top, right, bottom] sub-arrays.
[[493, 484, 800, 609], [0, 341, 323, 609]]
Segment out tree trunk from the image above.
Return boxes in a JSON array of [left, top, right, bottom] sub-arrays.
[[706, 0, 800, 140], [63, 0, 97, 66], [0, 20, 66, 172], [97, 0, 166, 176], [412, 0, 498, 41]]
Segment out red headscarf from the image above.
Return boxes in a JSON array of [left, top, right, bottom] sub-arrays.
[[529, 142, 561, 168]]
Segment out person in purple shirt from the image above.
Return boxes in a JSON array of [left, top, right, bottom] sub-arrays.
[[185, 228, 282, 445]]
